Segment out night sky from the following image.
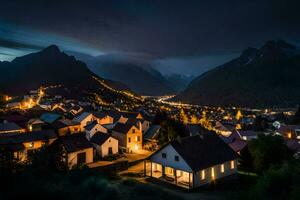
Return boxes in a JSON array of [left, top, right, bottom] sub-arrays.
[[0, 0, 299, 75]]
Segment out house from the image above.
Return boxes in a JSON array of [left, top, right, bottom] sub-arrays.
[[40, 113, 61, 124], [0, 130, 57, 162], [60, 133, 94, 169], [93, 112, 114, 125], [0, 121, 24, 134], [73, 112, 95, 130], [27, 118, 45, 131], [214, 122, 232, 136], [112, 120, 142, 153], [84, 121, 108, 140], [276, 125, 300, 139], [52, 119, 81, 136], [237, 130, 264, 141], [144, 133, 238, 189], [90, 133, 119, 157]]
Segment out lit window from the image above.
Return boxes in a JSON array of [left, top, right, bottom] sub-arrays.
[[29, 142, 34, 148], [201, 170, 205, 180], [175, 155, 179, 161], [230, 160, 235, 169], [162, 153, 167, 158], [211, 167, 215, 179], [221, 164, 224, 173]]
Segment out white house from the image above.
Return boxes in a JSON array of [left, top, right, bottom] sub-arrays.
[[144, 133, 238, 189], [60, 133, 94, 169], [85, 121, 108, 140], [90, 133, 119, 157], [73, 112, 95, 131]]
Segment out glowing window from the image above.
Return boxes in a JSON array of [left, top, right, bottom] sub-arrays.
[[211, 167, 215, 179], [201, 170, 205, 180], [221, 164, 225, 173], [230, 160, 235, 169]]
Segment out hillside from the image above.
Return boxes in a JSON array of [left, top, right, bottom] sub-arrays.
[[175, 40, 300, 108], [71, 53, 175, 96], [0, 45, 139, 105]]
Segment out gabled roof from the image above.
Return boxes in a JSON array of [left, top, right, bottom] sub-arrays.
[[52, 119, 80, 129], [144, 125, 161, 140], [228, 139, 247, 152], [219, 130, 241, 144], [0, 122, 22, 132], [152, 133, 238, 171], [27, 118, 45, 125], [60, 133, 92, 153], [73, 112, 92, 123], [0, 130, 57, 144], [84, 121, 98, 131], [90, 132, 111, 145], [40, 113, 61, 124], [238, 130, 262, 137], [112, 122, 136, 134]]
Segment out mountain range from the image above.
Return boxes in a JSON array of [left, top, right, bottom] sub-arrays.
[[71, 53, 192, 96], [0, 45, 137, 105], [175, 40, 300, 108]]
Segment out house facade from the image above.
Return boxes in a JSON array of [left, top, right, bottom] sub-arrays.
[[112, 122, 142, 153], [60, 133, 94, 169], [144, 134, 238, 189], [90, 133, 119, 157]]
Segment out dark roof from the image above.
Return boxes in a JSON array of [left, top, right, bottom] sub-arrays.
[[40, 113, 61, 124], [84, 120, 98, 131], [93, 112, 107, 119], [60, 133, 92, 153], [238, 130, 262, 137], [73, 112, 91, 122], [153, 133, 238, 171], [219, 130, 241, 144], [90, 133, 111, 145], [112, 122, 136, 134], [52, 119, 80, 129], [144, 125, 161, 140], [228, 139, 247, 152], [186, 124, 209, 136], [0, 122, 22, 132], [0, 130, 57, 144]]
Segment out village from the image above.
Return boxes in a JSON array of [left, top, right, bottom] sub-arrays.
[[0, 86, 300, 196]]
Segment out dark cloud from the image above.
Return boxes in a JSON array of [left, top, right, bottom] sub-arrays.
[[0, 38, 42, 50], [0, 0, 299, 73]]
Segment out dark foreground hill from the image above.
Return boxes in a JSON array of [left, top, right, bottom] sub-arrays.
[[175, 40, 300, 108]]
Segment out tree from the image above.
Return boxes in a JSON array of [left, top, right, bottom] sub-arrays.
[[248, 134, 292, 174], [153, 111, 168, 125], [157, 119, 188, 145], [28, 141, 67, 174], [190, 114, 199, 124], [179, 108, 189, 124], [236, 110, 243, 121]]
